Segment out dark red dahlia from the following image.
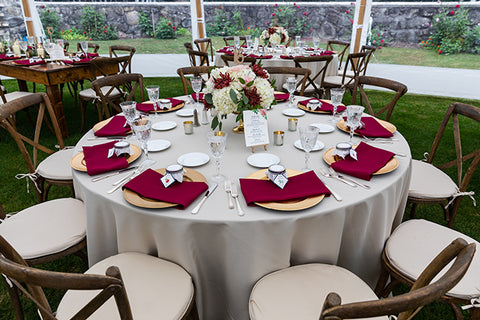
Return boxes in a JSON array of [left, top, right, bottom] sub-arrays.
[[245, 87, 262, 107], [250, 64, 269, 79], [268, 27, 276, 35], [214, 72, 233, 89], [281, 34, 286, 43]]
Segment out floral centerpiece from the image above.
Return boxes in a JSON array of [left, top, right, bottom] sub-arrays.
[[204, 64, 275, 131], [260, 26, 289, 46]]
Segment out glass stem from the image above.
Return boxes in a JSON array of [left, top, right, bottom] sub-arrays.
[[143, 142, 149, 159], [215, 158, 221, 177], [305, 151, 310, 170]]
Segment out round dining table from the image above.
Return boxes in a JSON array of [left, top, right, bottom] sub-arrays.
[[72, 97, 412, 320]]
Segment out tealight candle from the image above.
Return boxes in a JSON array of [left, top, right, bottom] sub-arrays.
[[159, 99, 171, 110], [273, 130, 284, 146], [288, 118, 298, 131], [114, 141, 131, 157], [307, 99, 320, 110], [183, 121, 193, 135]]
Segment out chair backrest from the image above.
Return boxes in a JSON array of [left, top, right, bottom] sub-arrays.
[[187, 48, 209, 67], [326, 39, 350, 70], [194, 38, 214, 63], [426, 102, 480, 192], [0, 92, 64, 176], [177, 66, 212, 95], [0, 235, 134, 320], [77, 42, 100, 53], [184, 42, 193, 51], [109, 45, 136, 73], [63, 40, 70, 52], [351, 75, 408, 122], [263, 66, 311, 96], [91, 73, 144, 117], [320, 238, 475, 320], [336, 51, 370, 88], [90, 56, 131, 78], [223, 36, 247, 47], [359, 44, 377, 76], [221, 54, 256, 67], [293, 55, 334, 97]]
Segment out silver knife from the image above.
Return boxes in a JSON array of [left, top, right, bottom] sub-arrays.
[[91, 166, 139, 182], [191, 183, 218, 215]]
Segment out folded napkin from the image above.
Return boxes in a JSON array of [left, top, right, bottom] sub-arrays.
[[94, 115, 131, 137], [310, 50, 334, 56], [299, 99, 346, 113], [331, 142, 395, 180], [217, 47, 233, 53], [247, 54, 273, 59], [62, 58, 91, 64], [123, 169, 208, 209], [82, 141, 129, 176], [86, 52, 99, 58], [280, 55, 294, 59], [13, 59, 46, 66], [191, 93, 205, 101], [136, 98, 184, 113], [274, 93, 290, 101], [240, 170, 331, 206], [0, 54, 20, 60], [343, 117, 394, 138]]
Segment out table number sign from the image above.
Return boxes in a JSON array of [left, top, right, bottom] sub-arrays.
[[243, 109, 269, 152]]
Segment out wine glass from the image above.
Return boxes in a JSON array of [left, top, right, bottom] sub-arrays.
[[131, 118, 152, 159], [299, 125, 319, 172], [295, 36, 301, 47], [207, 131, 228, 183], [313, 36, 320, 54], [146, 85, 160, 118], [119, 101, 138, 127], [330, 88, 345, 122], [18, 41, 28, 55], [190, 76, 203, 109], [286, 77, 297, 108], [346, 105, 365, 142], [80, 41, 88, 54], [234, 36, 240, 50]]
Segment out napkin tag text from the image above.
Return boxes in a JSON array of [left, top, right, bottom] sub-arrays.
[[265, 170, 289, 189], [161, 173, 176, 188]]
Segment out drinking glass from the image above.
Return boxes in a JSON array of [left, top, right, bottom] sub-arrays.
[[18, 41, 28, 54], [286, 77, 297, 108], [131, 118, 152, 159], [246, 39, 253, 54], [299, 126, 319, 171], [330, 88, 345, 122], [313, 36, 320, 53], [120, 101, 138, 126], [346, 105, 365, 142], [55, 39, 64, 48], [4, 34, 12, 53], [44, 42, 55, 58], [208, 131, 228, 182], [191, 76, 203, 109], [234, 36, 240, 49], [80, 41, 88, 54], [27, 36, 35, 46], [295, 36, 301, 47], [146, 85, 160, 118], [297, 40, 305, 55]]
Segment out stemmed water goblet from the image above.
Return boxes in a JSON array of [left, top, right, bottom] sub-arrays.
[[313, 36, 320, 54], [146, 85, 160, 118], [190, 76, 203, 109], [18, 41, 28, 56], [330, 88, 345, 122], [286, 77, 297, 108], [4, 34, 12, 54], [299, 126, 319, 172], [207, 131, 227, 183], [80, 41, 88, 54], [346, 105, 365, 142], [234, 36, 240, 50], [120, 101, 138, 127], [131, 118, 152, 160]]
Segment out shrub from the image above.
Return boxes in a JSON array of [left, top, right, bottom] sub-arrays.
[[61, 27, 88, 41], [176, 27, 191, 37], [206, 6, 236, 36], [39, 6, 61, 38], [155, 16, 177, 39], [80, 6, 118, 41], [269, 4, 312, 37], [139, 12, 154, 37], [367, 28, 392, 49]]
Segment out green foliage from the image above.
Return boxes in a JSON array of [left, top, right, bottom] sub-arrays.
[[206, 6, 237, 36], [80, 6, 118, 41], [270, 4, 312, 37], [39, 6, 61, 38], [61, 27, 88, 41], [367, 28, 392, 48], [139, 12, 154, 37], [176, 27, 191, 37], [155, 15, 177, 39]]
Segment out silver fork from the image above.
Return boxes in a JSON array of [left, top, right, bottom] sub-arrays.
[[230, 182, 244, 216], [328, 167, 370, 190], [318, 167, 357, 188], [224, 180, 234, 209], [361, 135, 398, 143]]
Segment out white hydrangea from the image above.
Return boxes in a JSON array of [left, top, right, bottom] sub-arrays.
[[269, 33, 281, 46]]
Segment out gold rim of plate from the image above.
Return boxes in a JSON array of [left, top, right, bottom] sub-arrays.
[[336, 118, 397, 135], [69, 144, 142, 172], [123, 168, 207, 209], [297, 100, 345, 114], [245, 169, 325, 211], [323, 147, 399, 175], [142, 100, 185, 114]]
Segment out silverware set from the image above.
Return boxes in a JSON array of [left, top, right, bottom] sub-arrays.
[[319, 166, 371, 190], [107, 159, 155, 194], [224, 180, 244, 216]]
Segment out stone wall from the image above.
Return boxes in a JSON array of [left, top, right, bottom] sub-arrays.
[[2, 1, 479, 46]]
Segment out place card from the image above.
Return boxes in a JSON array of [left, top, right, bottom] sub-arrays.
[[243, 109, 269, 149]]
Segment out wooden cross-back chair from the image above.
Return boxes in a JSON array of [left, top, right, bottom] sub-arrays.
[[91, 73, 144, 119], [351, 75, 408, 122], [0, 234, 198, 320], [221, 54, 256, 67], [187, 48, 209, 67], [0, 93, 74, 202], [326, 39, 350, 71], [109, 45, 136, 73], [177, 66, 212, 95], [323, 51, 370, 96], [249, 238, 475, 320], [263, 66, 311, 96], [194, 38, 214, 64], [408, 102, 480, 228], [76, 42, 100, 53], [344, 45, 377, 78], [223, 36, 247, 47], [293, 54, 333, 98]]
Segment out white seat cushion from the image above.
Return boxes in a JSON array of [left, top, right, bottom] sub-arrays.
[[409, 160, 458, 199], [0, 198, 86, 260], [56, 252, 194, 320], [0, 91, 34, 104], [79, 86, 122, 99], [386, 219, 480, 300], [37, 148, 74, 180], [323, 75, 345, 86], [249, 264, 387, 320]]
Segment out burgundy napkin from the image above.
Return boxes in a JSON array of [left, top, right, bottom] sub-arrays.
[[310, 50, 334, 56], [331, 142, 395, 180], [86, 52, 99, 58], [13, 59, 46, 66], [217, 47, 232, 53], [62, 58, 91, 64], [191, 93, 205, 101], [136, 98, 183, 113], [94, 115, 131, 137], [274, 93, 289, 101], [280, 55, 294, 59], [0, 54, 20, 60], [123, 169, 208, 209], [343, 117, 394, 138], [299, 99, 346, 113], [247, 54, 273, 59], [82, 141, 129, 176], [239, 170, 331, 206]]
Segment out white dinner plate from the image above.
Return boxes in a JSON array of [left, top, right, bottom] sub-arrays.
[[247, 153, 280, 168], [294, 139, 325, 152], [176, 109, 194, 117], [310, 123, 335, 133], [282, 108, 305, 117], [147, 139, 171, 152], [152, 121, 177, 131], [177, 152, 210, 167]]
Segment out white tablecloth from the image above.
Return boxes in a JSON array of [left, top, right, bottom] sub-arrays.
[[73, 99, 411, 320]]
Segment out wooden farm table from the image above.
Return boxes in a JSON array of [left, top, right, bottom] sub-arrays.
[[0, 59, 119, 138]]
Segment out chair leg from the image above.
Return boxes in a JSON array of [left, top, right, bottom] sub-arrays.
[[35, 177, 45, 203], [374, 260, 391, 297], [1, 277, 25, 320], [80, 99, 87, 132], [42, 183, 52, 202], [449, 303, 465, 320], [409, 203, 418, 219], [471, 307, 480, 320]]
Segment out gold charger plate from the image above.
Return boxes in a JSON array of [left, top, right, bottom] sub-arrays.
[[336, 118, 396, 135], [69, 144, 142, 172], [123, 168, 207, 209], [141, 100, 185, 114], [323, 147, 399, 175], [92, 118, 133, 134], [245, 169, 325, 211], [297, 100, 345, 114]]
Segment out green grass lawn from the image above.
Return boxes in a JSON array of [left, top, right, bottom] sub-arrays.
[[0, 77, 479, 319], [68, 37, 480, 70]]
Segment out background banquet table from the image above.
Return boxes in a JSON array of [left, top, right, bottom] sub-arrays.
[[72, 98, 411, 320]]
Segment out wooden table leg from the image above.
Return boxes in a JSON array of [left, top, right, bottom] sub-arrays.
[[17, 79, 28, 92], [45, 84, 68, 138]]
